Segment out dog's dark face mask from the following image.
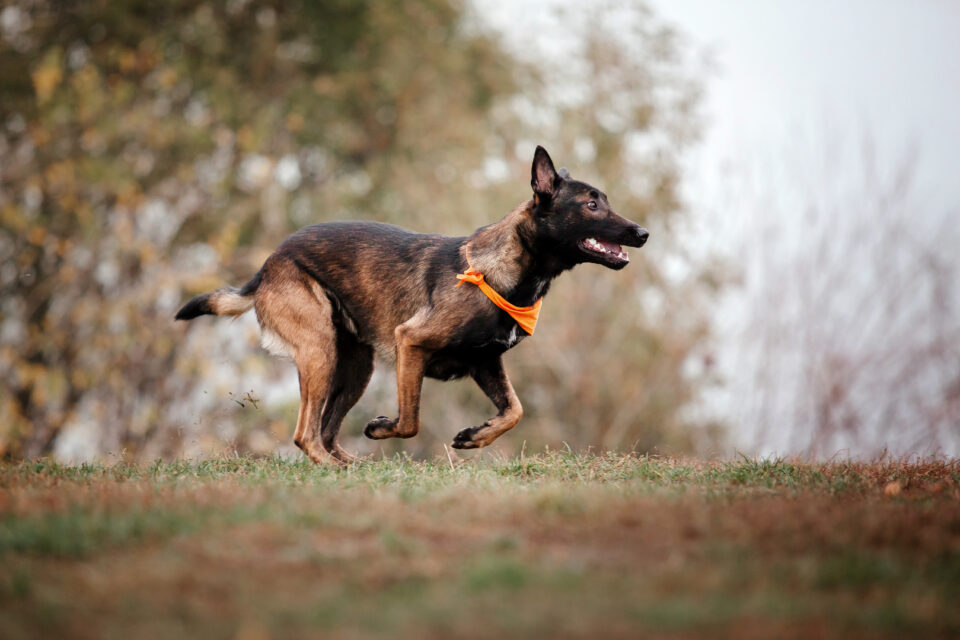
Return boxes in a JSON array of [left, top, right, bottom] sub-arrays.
[[529, 146, 649, 271]]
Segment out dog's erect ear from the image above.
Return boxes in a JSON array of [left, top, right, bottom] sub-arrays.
[[531, 145, 561, 199]]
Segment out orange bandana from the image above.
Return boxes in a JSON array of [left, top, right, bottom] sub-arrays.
[[456, 268, 543, 336]]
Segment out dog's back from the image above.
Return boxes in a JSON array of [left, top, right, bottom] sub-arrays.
[[269, 222, 462, 349], [178, 221, 464, 357]]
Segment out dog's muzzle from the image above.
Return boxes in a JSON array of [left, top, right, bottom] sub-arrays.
[[623, 225, 649, 248]]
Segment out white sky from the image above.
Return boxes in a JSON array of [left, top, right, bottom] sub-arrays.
[[648, 0, 960, 211]]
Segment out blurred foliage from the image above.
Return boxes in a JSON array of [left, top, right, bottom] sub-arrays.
[[0, 0, 720, 460]]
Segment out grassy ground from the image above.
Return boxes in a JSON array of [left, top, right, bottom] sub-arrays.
[[1, 452, 958, 639]]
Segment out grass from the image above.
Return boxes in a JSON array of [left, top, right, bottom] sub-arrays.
[[0, 452, 958, 639]]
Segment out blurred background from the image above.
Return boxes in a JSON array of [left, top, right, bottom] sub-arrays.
[[0, 0, 956, 462]]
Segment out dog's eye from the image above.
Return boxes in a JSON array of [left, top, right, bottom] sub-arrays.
[[586, 201, 598, 210]]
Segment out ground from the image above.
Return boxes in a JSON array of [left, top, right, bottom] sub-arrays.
[[1, 452, 958, 639]]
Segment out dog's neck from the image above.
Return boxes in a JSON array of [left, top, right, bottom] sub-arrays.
[[463, 200, 562, 304]]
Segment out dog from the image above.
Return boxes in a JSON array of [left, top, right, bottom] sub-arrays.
[[176, 146, 648, 464]]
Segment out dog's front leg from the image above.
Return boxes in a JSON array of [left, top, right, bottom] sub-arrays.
[[452, 356, 523, 449], [364, 321, 433, 440]]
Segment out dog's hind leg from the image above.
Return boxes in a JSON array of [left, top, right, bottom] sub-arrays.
[[452, 356, 523, 449], [256, 267, 338, 464], [292, 334, 339, 464], [292, 366, 333, 464], [319, 330, 374, 464], [292, 333, 339, 464]]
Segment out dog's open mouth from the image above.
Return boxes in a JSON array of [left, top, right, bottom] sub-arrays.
[[578, 237, 629, 266]]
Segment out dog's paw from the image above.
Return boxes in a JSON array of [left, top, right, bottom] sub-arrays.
[[328, 445, 363, 466], [364, 416, 398, 440], [451, 425, 491, 449]]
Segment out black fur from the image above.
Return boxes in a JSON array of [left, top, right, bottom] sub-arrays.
[[174, 293, 214, 320], [238, 270, 263, 296], [175, 268, 263, 320]]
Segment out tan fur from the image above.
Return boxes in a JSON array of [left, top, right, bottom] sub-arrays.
[[463, 366, 523, 447], [253, 260, 347, 463], [209, 288, 256, 316], [464, 200, 534, 292]]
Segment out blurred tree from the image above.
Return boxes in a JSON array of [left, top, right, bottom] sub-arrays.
[[0, 0, 718, 460]]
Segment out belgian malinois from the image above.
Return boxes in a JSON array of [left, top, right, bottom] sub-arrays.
[[176, 146, 648, 464]]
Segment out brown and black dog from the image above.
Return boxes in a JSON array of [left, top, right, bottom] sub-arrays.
[[176, 146, 648, 464]]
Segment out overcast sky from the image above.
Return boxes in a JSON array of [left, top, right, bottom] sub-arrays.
[[648, 0, 960, 211]]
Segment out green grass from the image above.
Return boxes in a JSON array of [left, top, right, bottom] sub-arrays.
[[7, 451, 953, 490], [1, 452, 958, 639]]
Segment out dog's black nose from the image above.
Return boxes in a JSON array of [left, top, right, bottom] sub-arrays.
[[635, 227, 649, 247]]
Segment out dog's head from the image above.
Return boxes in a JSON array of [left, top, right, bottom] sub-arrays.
[[529, 145, 648, 270]]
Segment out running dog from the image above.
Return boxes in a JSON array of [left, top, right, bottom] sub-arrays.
[[176, 146, 649, 464]]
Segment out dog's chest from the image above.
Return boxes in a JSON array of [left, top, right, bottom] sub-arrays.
[[445, 309, 529, 354], [498, 325, 522, 349], [475, 309, 526, 348], [424, 319, 526, 381]]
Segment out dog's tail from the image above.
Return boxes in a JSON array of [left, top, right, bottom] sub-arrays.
[[175, 271, 262, 321]]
